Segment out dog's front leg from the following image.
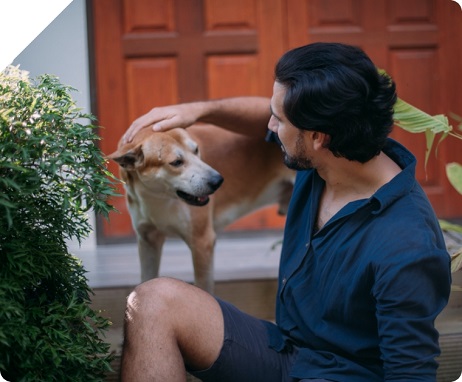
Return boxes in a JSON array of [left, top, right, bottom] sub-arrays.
[[188, 230, 217, 293], [136, 224, 166, 283]]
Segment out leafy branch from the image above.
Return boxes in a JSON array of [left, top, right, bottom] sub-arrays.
[[0, 65, 120, 381], [391, 89, 462, 275]]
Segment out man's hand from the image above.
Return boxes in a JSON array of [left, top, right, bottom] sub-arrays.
[[123, 103, 206, 143]]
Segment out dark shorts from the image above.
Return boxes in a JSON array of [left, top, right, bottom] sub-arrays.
[[187, 299, 331, 382]]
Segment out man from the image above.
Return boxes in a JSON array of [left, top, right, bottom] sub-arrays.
[[120, 43, 451, 381]]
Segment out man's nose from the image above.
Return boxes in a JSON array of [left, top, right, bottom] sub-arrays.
[[268, 115, 278, 133]]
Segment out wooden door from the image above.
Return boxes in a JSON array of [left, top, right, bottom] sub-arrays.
[[285, 0, 462, 218], [90, 0, 462, 244], [90, 0, 288, 243]]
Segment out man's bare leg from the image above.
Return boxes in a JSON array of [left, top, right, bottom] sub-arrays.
[[121, 277, 224, 382]]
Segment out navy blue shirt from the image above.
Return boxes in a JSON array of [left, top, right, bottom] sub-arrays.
[[266, 139, 451, 381]]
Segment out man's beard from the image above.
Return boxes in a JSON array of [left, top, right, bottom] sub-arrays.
[[282, 131, 313, 171], [284, 153, 313, 170]]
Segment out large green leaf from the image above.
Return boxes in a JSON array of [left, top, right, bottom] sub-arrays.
[[393, 98, 452, 134], [392, 98, 455, 167], [439, 219, 462, 233], [446, 162, 462, 195]]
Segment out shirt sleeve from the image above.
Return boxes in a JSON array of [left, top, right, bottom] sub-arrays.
[[372, 247, 451, 381]]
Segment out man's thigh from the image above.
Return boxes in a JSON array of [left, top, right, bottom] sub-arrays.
[[187, 299, 298, 382]]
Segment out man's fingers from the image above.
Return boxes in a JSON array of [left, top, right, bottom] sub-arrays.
[[122, 119, 173, 143], [152, 123, 163, 132], [122, 109, 162, 142], [122, 106, 195, 143], [152, 118, 178, 132], [122, 123, 144, 143]]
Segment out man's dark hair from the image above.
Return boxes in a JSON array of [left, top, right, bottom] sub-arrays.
[[274, 42, 397, 163]]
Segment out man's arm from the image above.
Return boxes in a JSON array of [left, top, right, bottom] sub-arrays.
[[373, 248, 451, 381], [123, 96, 271, 143]]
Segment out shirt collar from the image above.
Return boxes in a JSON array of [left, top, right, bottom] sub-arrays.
[[370, 138, 417, 214]]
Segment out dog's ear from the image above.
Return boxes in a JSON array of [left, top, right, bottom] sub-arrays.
[[108, 145, 144, 170]]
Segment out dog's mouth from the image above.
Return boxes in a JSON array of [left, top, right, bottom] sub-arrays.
[[176, 190, 210, 206]]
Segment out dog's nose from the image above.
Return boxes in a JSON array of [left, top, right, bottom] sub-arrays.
[[209, 173, 224, 191]]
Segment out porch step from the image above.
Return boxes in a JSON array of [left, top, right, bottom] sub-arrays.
[[80, 231, 462, 381], [437, 330, 462, 382], [93, 280, 462, 382], [74, 231, 283, 289]]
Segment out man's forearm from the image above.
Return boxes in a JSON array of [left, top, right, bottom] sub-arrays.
[[197, 97, 271, 139]]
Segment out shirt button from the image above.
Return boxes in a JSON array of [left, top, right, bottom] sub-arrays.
[[282, 278, 287, 285]]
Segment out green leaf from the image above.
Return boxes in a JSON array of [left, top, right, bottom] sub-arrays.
[[391, 97, 456, 173], [446, 162, 462, 195], [423, 129, 435, 170], [0, 198, 16, 208], [451, 249, 462, 273], [439, 219, 462, 234], [393, 98, 452, 135]]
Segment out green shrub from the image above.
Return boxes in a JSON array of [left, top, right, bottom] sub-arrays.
[[0, 66, 118, 381]]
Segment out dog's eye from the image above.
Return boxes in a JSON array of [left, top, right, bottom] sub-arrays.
[[170, 159, 184, 167], [194, 146, 199, 155]]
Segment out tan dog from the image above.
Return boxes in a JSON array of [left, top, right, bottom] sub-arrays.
[[108, 124, 294, 292]]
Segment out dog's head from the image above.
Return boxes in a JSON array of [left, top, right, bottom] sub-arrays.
[[108, 128, 223, 206]]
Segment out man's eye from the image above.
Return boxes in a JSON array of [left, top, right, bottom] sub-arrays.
[[170, 159, 183, 167]]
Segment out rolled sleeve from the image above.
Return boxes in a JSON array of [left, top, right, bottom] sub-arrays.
[[373, 249, 451, 381]]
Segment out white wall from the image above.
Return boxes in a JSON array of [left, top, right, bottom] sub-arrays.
[[13, 0, 96, 251], [13, 0, 90, 114]]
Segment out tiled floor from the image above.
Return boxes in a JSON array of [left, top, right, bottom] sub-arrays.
[[71, 231, 284, 288]]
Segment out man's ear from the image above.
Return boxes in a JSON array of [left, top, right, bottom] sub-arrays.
[[107, 145, 144, 170], [311, 131, 330, 150]]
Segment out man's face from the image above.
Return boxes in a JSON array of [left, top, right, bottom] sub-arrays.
[[268, 82, 314, 171]]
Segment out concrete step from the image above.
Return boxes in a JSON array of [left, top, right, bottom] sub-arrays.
[[80, 231, 462, 381], [93, 279, 462, 382]]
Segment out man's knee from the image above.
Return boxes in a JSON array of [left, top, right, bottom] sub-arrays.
[[125, 277, 186, 324]]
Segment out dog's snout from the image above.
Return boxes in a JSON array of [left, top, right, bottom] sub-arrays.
[[210, 173, 224, 191]]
